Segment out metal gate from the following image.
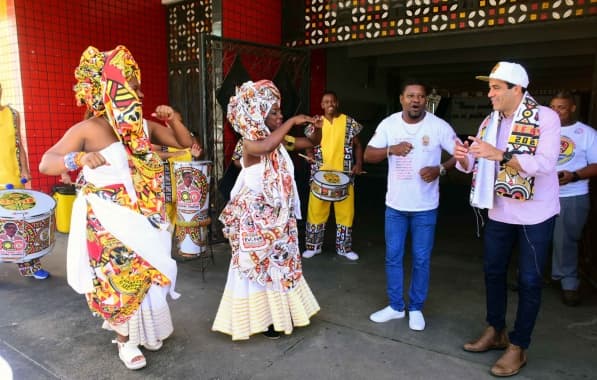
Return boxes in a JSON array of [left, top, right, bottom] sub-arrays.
[[168, 34, 310, 242]]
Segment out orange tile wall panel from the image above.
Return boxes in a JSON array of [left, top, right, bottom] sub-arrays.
[[14, 0, 168, 193]]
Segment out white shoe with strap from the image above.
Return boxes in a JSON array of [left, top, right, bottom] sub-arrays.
[[113, 339, 147, 370]]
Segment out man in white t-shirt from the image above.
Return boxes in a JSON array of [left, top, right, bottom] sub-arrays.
[[364, 78, 456, 331], [549, 91, 597, 306]]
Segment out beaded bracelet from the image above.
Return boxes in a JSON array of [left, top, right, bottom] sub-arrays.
[[283, 135, 296, 151], [64, 152, 84, 171]]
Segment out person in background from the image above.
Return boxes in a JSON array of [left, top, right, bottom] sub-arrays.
[[212, 80, 321, 340], [39, 45, 193, 370], [364, 78, 456, 332], [549, 91, 597, 306], [303, 91, 364, 261], [0, 81, 50, 280], [454, 62, 560, 377]]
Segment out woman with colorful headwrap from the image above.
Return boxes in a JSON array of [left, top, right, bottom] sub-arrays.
[[39, 46, 193, 370], [212, 80, 321, 340]]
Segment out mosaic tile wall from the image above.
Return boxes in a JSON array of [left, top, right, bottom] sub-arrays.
[[286, 0, 597, 46]]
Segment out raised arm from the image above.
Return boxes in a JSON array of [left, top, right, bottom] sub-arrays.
[[148, 106, 194, 149], [243, 114, 318, 157]]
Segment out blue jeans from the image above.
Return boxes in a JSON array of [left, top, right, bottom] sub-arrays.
[[484, 216, 555, 349], [385, 207, 437, 312], [552, 195, 590, 290]]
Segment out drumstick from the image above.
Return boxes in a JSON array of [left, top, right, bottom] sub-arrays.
[[298, 153, 316, 163]]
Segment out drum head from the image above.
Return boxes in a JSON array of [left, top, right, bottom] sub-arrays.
[[313, 170, 350, 187], [0, 190, 56, 218]]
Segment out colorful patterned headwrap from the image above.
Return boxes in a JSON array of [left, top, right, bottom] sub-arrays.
[[74, 45, 164, 222], [227, 80, 281, 141], [73, 46, 141, 118], [226, 80, 294, 227]]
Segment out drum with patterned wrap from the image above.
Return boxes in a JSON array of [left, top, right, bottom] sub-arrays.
[[0, 190, 56, 263], [173, 161, 212, 256], [310, 170, 351, 202]]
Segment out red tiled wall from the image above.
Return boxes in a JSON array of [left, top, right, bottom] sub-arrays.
[[223, 0, 281, 45], [15, 0, 168, 193]]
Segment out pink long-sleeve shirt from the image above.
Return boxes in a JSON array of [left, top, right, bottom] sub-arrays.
[[457, 105, 561, 225]]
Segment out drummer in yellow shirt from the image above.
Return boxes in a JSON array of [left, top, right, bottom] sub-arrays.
[[0, 82, 49, 279], [303, 91, 363, 261]]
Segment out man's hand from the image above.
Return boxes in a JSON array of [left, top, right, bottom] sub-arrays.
[[419, 166, 440, 183], [388, 141, 413, 156], [351, 162, 363, 175], [468, 136, 502, 161], [558, 170, 574, 185], [453, 139, 469, 160]]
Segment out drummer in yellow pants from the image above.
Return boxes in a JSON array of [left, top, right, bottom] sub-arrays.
[[0, 87, 49, 279], [303, 91, 363, 261]]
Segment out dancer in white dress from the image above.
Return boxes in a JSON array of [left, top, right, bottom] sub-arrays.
[[212, 80, 321, 340], [39, 45, 193, 370]]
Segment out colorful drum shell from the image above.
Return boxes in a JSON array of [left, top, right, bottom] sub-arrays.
[[0, 189, 56, 263], [173, 161, 212, 256], [310, 170, 351, 202]]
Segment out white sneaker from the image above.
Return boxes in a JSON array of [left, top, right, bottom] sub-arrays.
[[408, 310, 426, 331], [338, 251, 359, 261], [369, 306, 405, 323], [302, 249, 321, 258]]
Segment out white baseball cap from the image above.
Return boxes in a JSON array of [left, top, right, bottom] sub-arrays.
[[476, 61, 529, 88]]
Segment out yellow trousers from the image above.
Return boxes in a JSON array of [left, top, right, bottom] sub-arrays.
[[307, 184, 354, 226], [306, 184, 355, 253]]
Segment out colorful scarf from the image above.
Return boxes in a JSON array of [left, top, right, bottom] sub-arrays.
[[222, 80, 302, 291], [470, 92, 540, 208], [75, 45, 165, 222], [226, 80, 293, 227], [72, 46, 170, 323]]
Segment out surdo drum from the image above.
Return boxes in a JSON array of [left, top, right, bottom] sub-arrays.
[[173, 161, 212, 257], [0, 190, 56, 263]]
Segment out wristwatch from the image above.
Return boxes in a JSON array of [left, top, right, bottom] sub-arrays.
[[500, 151, 513, 166], [571, 171, 581, 182], [438, 164, 447, 176]]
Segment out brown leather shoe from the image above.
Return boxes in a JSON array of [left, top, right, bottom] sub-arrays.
[[490, 344, 527, 377], [463, 326, 509, 352], [562, 290, 580, 307]]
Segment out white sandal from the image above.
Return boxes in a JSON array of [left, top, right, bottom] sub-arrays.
[[113, 339, 146, 370], [142, 340, 163, 351]]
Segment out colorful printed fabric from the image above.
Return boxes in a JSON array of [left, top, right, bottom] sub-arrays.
[[222, 80, 302, 291], [226, 80, 293, 228], [82, 183, 170, 324], [470, 92, 540, 205], [17, 258, 41, 276], [100, 46, 166, 222], [311, 115, 362, 175], [72, 46, 169, 324]]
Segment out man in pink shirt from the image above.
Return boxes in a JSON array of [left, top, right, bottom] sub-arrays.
[[454, 62, 560, 377]]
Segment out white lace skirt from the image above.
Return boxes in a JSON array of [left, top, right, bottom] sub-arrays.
[[104, 285, 174, 347], [212, 263, 320, 340]]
